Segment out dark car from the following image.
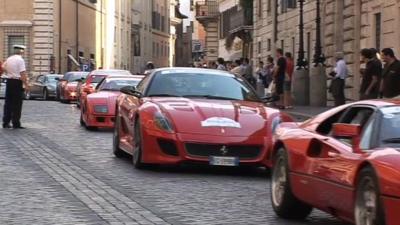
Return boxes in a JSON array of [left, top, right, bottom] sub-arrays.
[[26, 74, 63, 100], [56, 71, 89, 102]]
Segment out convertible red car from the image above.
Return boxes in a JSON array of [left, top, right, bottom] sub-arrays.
[[77, 69, 132, 108], [80, 75, 144, 130], [113, 68, 292, 169], [270, 100, 400, 225], [57, 71, 89, 102]]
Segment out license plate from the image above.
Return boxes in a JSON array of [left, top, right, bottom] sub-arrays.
[[209, 156, 239, 166]]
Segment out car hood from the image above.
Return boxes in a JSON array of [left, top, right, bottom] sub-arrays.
[[149, 97, 271, 137], [87, 91, 121, 113]]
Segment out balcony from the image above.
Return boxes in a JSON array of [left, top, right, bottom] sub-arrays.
[[195, 0, 219, 24], [229, 8, 253, 34]]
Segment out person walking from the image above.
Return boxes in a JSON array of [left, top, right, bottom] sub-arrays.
[[255, 61, 267, 96], [265, 56, 274, 92], [359, 48, 382, 100], [2, 45, 29, 129], [216, 58, 227, 71], [380, 48, 400, 98], [284, 52, 294, 108], [273, 49, 286, 108], [329, 52, 348, 106], [230, 59, 243, 76]]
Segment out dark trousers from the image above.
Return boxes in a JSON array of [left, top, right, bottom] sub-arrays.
[[330, 78, 345, 106], [3, 79, 24, 127]]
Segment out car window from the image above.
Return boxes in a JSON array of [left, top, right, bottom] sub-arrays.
[[99, 79, 141, 91], [316, 109, 346, 135], [37, 76, 44, 83], [378, 106, 400, 147], [136, 75, 152, 93], [359, 117, 376, 150]]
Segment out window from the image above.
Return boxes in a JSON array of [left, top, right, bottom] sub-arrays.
[[37, 75, 45, 83], [281, 0, 296, 13], [8, 36, 24, 57], [258, 41, 262, 54], [156, 42, 159, 57], [258, 0, 262, 17], [160, 42, 164, 57], [281, 40, 284, 52], [267, 0, 271, 13], [360, 117, 375, 150], [267, 39, 271, 51], [153, 42, 156, 57], [374, 13, 381, 51]]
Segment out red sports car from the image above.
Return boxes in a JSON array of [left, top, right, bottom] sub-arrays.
[[80, 75, 144, 130], [57, 71, 89, 103], [270, 100, 400, 225], [113, 68, 292, 169], [77, 69, 132, 108]]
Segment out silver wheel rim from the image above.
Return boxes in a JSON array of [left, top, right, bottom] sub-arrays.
[[272, 157, 287, 207], [355, 178, 377, 225]]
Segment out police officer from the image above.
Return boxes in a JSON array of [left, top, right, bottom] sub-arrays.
[[2, 45, 29, 129]]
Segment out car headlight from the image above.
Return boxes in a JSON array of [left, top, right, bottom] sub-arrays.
[[271, 117, 281, 135], [153, 112, 174, 133], [94, 105, 108, 113]]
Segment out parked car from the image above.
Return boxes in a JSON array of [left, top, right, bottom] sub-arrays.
[[80, 75, 144, 130], [57, 71, 89, 103], [113, 67, 293, 169], [25, 74, 63, 100], [0, 78, 6, 98], [77, 69, 132, 108], [270, 100, 400, 225]]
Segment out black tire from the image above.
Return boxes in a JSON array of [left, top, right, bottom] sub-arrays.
[[43, 88, 48, 100], [271, 148, 313, 219], [113, 108, 125, 158], [132, 120, 145, 169], [354, 167, 386, 225]]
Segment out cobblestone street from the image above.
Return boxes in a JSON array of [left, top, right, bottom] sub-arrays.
[[0, 100, 350, 225]]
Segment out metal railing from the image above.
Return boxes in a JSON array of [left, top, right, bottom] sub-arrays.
[[195, 0, 219, 18], [229, 8, 253, 32]]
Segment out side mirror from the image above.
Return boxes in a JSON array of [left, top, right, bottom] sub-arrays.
[[121, 86, 142, 98], [332, 123, 362, 152]]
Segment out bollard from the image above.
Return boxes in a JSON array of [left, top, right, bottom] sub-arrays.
[[309, 65, 327, 107], [292, 68, 309, 105]]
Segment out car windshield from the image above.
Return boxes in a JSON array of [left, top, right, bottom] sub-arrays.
[[92, 70, 132, 75], [146, 71, 260, 102], [99, 79, 141, 91], [379, 106, 400, 147], [90, 75, 107, 84], [47, 75, 61, 84]]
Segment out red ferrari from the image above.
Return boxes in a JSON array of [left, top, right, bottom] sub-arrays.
[[80, 75, 144, 130], [77, 69, 132, 108], [270, 100, 400, 225], [56, 71, 89, 103], [113, 68, 292, 169]]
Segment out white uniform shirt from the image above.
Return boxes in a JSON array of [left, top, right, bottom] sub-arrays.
[[334, 59, 348, 79], [3, 55, 26, 79]]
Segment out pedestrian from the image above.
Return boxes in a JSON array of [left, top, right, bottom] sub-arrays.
[[216, 58, 227, 71], [2, 45, 29, 129], [284, 52, 294, 108], [230, 59, 242, 76], [241, 58, 255, 87], [380, 48, 400, 98], [255, 61, 267, 96], [359, 48, 382, 100], [265, 56, 274, 90], [329, 52, 348, 106], [273, 48, 286, 108]]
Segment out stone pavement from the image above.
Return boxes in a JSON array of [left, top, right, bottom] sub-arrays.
[[0, 100, 349, 225]]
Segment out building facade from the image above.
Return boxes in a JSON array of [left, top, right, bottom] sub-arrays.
[[253, 0, 400, 102], [151, 0, 170, 68]]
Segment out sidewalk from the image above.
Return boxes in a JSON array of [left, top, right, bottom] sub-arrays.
[[284, 106, 332, 119]]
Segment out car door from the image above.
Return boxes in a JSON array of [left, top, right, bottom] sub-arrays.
[[31, 75, 45, 96], [119, 74, 152, 151], [308, 106, 376, 219]]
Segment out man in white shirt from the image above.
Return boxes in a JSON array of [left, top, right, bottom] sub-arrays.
[[2, 45, 29, 129], [329, 52, 348, 106]]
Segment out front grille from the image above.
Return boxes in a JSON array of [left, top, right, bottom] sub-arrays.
[[96, 117, 105, 122], [158, 139, 179, 156], [185, 143, 261, 159]]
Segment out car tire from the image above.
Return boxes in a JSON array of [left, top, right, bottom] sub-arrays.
[[132, 120, 145, 169], [43, 89, 48, 101], [354, 167, 386, 225], [271, 148, 313, 219], [113, 108, 125, 158]]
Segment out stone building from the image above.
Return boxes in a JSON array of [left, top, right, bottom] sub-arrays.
[[151, 0, 170, 68], [254, 0, 400, 102], [170, 0, 188, 67]]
